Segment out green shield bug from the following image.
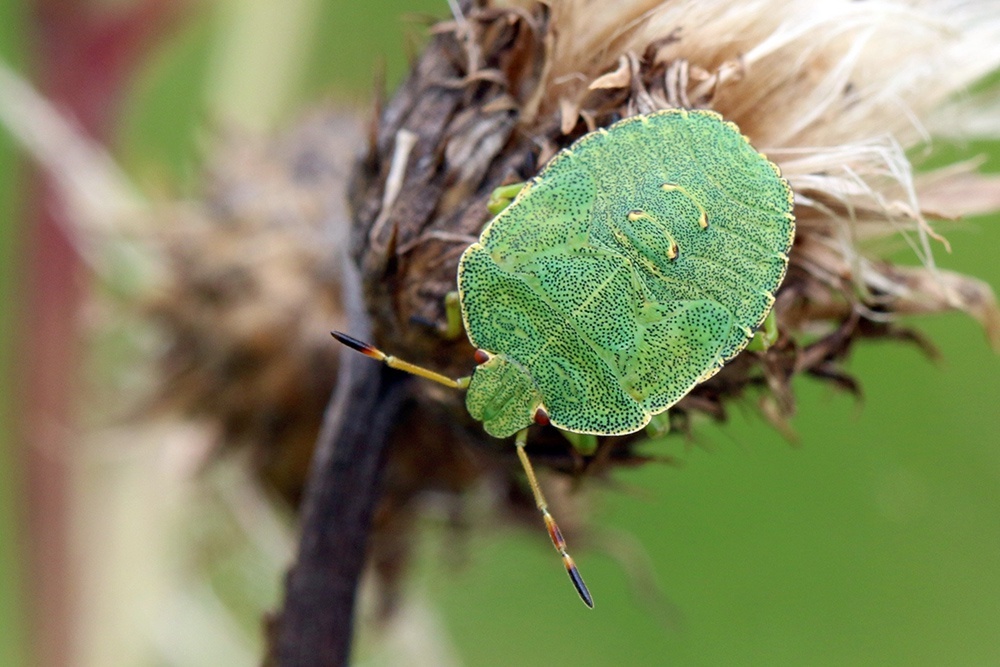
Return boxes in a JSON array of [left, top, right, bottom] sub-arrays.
[[334, 108, 795, 608]]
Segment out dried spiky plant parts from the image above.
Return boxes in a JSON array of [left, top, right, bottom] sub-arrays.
[[328, 0, 1000, 611], [354, 0, 1000, 433]]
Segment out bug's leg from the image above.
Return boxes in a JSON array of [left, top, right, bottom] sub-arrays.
[[514, 428, 594, 608], [747, 309, 779, 352], [486, 182, 527, 216], [661, 182, 709, 229], [562, 431, 598, 455], [331, 331, 471, 389], [644, 412, 672, 439], [438, 291, 465, 340]]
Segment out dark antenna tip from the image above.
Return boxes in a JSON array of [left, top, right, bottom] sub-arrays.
[[331, 330, 363, 350], [568, 566, 595, 609], [331, 331, 381, 359]]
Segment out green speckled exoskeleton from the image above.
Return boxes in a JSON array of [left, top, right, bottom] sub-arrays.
[[333, 108, 795, 608]]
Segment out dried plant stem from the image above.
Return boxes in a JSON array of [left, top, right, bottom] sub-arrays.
[[269, 258, 412, 667]]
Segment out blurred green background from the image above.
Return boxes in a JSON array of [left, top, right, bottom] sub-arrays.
[[1, 1, 998, 665], [1, 1, 29, 665]]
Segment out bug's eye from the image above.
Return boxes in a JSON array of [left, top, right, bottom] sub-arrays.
[[534, 408, 550, 426], [474, 349, 490, 364]]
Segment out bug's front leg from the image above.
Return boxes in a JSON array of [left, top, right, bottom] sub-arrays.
[[561, 430, 598, 455], [438, 291, 465, 340]]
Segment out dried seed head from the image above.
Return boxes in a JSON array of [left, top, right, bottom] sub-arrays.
[[144, 109, 357, 502]]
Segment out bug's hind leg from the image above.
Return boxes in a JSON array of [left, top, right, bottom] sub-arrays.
[[514, 428, 594, 608], [644, 412, 672, 439], [487, 182, 527, 216], [747, 309, 779, 352]]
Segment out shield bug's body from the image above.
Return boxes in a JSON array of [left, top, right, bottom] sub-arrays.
[[334, 108, 795, 607]]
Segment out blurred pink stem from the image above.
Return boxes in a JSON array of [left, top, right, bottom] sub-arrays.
[[18, 2, 176, 665]]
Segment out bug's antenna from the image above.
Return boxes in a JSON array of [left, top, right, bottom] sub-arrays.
[[514, 428, 594, 608], [331, 331, 469, 389]]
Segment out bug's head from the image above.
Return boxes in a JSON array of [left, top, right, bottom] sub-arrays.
[[465, 354, 543, 439]]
